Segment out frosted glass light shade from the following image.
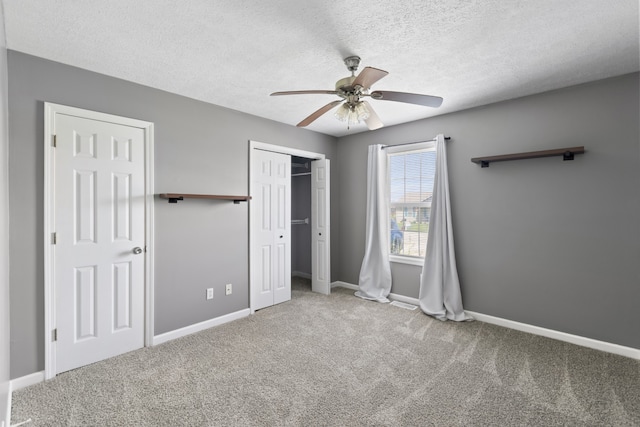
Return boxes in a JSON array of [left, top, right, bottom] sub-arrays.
[[334, 102, 370, 125], [334, 104, 350, 122], [354, 102, 370, 121]]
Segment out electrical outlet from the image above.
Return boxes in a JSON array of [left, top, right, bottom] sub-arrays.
[[206, 288, 214, 300], [225, 283, 232, 295]]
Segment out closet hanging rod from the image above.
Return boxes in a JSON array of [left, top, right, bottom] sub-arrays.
[[292, 218, 309, 225], [381, 136, 451, 149]]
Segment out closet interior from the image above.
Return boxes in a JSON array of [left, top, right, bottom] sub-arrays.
[[291, 156, 312, 287]]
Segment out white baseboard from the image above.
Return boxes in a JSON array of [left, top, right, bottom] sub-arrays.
[[466, 310, 640, 360], [153, 308, 251, 346], [9, 371, 45, 392], [330, 281, 640, 360], [292, 271, 312, 280]]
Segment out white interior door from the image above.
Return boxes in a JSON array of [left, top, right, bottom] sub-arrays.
[[251, 150, 291, 310], [54, 112, 146, 374], [311, 159, 330, 295]]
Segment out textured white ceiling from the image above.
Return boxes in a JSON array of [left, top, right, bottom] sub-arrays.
[[3, 0, 639, 137]]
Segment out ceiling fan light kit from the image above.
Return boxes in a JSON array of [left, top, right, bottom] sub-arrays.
[[270, 55, 443, 130], [334, 102, 370, 127]]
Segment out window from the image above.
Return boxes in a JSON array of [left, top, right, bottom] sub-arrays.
[[387, 142, 436, 262]]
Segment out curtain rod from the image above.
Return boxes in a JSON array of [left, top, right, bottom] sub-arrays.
[[381, 136, 451, 149]]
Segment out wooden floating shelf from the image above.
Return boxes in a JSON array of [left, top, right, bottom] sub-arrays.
[[159, 193, 251, 204], [471, 146, 585, 168]]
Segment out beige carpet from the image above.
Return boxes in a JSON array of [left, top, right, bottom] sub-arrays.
[[11, 278, 640, 426]]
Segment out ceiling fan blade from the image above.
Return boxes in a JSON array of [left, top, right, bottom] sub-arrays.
[[271, 90, 338, 96], [370, 90, 443, 107], [362, 101, 383, 130], [297, 100, 343, 127], [352, 66, 389, 89]]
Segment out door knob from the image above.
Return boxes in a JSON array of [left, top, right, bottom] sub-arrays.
[[279, 235, 283, 238], [133, 247, 143, 255]]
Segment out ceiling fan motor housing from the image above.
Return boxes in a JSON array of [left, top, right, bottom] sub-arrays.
[[335, 75, 356, 91]]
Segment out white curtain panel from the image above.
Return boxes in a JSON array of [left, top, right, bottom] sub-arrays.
[[419, 134, 472, 321], [356, 144, 392, 303]]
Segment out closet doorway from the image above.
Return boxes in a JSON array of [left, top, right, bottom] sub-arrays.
[[291, 156, 312, 284], [249, 141, 330, 313]]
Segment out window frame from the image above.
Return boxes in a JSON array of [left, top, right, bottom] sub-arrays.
[[385, 141, 436, 266]]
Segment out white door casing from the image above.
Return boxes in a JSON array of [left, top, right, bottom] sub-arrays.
[[249, 141, 329, 313], [44, 103, 154, 379], [311, 159, 331, 295], [250, 149, 291, 311]]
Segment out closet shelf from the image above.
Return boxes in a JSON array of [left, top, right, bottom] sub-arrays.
[[159, 193, 251, 204], [471, 146, 585, 168]]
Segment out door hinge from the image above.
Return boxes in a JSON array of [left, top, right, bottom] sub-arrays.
[[52, 328, 57, 342], [52, 135, 57, 147], [51, 232, 57, 244]]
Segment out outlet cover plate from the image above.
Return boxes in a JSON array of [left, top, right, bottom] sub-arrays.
[[206, 288, 214, 300], [225, 284, 232, 295]]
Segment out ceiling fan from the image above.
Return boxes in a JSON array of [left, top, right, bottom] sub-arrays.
[[270, 56, 443, 130]]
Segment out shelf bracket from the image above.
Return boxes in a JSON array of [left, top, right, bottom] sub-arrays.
[[563, 151, 574, 161], [167, 196, 184, 203]]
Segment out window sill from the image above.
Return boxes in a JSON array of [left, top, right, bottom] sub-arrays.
[[390, 255, 424, 267]]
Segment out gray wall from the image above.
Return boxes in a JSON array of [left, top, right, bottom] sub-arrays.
[[337, 73, 640, 349], [292, 173, 311, 275], [7, 51, 338, 378], [0, 4, 10, 423]]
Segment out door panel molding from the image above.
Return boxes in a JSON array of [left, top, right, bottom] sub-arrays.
[[44, 103, 154, 380]]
